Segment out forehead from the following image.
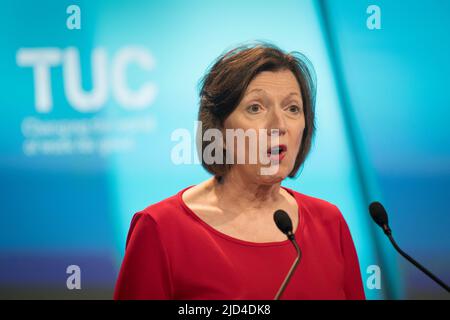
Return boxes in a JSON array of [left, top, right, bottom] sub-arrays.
[[245, 69, 301, 95]]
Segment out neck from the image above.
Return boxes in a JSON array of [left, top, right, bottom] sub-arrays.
[[211, 169, 283, 211]]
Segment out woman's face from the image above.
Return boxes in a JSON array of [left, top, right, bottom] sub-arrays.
[[223, 69, 305, 185]]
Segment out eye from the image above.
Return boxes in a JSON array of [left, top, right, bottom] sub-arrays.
[[246, 104, 262, 114], [287, 105, 301, 114]]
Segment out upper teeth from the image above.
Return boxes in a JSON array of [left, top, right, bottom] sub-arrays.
[[271, 147, 281, 154]]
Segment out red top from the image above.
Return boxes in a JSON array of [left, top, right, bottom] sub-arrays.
[[114, 186, 366, 300]]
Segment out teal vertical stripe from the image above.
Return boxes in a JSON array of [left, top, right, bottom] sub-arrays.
[[315, 0, 403, 299]]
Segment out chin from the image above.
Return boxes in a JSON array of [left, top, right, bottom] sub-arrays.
[[259, 176, 285, 186], [257, 167, 289, 185]]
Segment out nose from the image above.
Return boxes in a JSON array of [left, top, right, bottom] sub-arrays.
[[267, 107, 287, 137]]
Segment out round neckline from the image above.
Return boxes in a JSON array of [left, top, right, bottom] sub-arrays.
[[178, 184, 303, 247]]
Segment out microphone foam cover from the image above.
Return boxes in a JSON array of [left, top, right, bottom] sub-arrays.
[[369, 201, 389, 227], [273, 209, 293, 235]]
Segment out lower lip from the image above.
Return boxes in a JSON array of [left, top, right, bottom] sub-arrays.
[[268, 151, 286, 161]]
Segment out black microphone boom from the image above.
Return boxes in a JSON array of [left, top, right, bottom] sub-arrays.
[[273, 209, 302, 300], [369, 201, 450, 293]]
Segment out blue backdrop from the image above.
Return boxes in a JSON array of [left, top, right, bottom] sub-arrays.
[[0, 0, 448, 299]]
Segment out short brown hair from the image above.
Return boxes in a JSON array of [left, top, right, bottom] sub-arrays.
[[197, 42, 316, 181]]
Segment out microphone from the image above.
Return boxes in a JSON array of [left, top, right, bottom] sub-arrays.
[[273, 209, 302, 300], [369, 201, 450, 293]]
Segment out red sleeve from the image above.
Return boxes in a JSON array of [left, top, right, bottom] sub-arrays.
[[113, 212, 173, 300], [338, 209, 366, 300]]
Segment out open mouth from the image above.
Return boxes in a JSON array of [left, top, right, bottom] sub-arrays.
[[267, 144, 287, 160]]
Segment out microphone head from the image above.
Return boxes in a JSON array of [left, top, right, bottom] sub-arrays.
[[273, 209, 293, 236], [369, 201, 389, 228]]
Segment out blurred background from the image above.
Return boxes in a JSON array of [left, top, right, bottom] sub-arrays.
[[0, 0, 448, 299]]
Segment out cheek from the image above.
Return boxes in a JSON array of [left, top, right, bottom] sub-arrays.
[[297, 127, 304, 146], [291, 120, 305, 144], [289, 125, 305, 163]]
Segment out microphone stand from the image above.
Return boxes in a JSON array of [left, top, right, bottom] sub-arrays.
[[274, 233, 302, 300], [385, 229, 449, 292]]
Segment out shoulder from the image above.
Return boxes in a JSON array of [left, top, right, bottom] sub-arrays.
[[132, 187, 191, 227]]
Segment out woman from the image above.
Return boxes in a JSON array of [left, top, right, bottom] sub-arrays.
[[114, 42, 366, 300]]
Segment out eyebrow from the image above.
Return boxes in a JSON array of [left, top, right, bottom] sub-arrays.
[[245, 88, 301, 102]]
